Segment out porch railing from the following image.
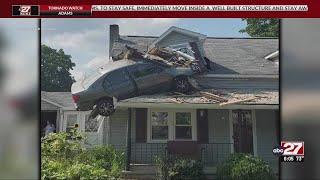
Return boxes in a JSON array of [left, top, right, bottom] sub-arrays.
[[131, 143, 167, 164], [130, 142, 233, 166], [200, 143, 233, 166]]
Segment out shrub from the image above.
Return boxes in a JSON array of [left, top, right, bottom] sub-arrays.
[[77, 146, 125, 177], [216, 153, 275, 180], [155, 156, 205, 180], [41, 131, 124, 179]]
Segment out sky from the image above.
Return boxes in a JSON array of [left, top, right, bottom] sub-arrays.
[[41, 18, 248, 81]]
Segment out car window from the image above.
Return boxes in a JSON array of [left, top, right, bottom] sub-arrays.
[[105, 68, 129, 85], [83, 71, 101, 87], [130, 64, 163, 79]]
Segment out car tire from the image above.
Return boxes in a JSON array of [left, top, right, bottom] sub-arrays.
[[97, 98, 115, 117], [174, 76, 191, 93]]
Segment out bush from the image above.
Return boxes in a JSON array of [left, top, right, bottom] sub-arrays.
[[41, 131, 124, 179], [155, 156, 205, 180], [216, 153, 275, 180]]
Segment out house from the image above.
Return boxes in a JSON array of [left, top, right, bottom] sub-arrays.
[[41, 24, 279, 178], [41, 91, 104, 145]]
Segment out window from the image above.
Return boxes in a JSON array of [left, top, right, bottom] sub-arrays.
[[85, 114, 99, 132], [66, 114, 78, 133], [83, 71, 101, 87], [148, 109, 196, 142], [151, 112, 169, 140], [131, 64, 163, 79], [105, 69, 129, 85], [175, 112, 192, 139]]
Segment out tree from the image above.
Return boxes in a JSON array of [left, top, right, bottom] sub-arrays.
[[41, 45, 75, 92], [239, 18, 279, 37]]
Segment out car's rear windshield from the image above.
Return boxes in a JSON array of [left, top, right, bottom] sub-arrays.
[[82, 71, 102, 87]]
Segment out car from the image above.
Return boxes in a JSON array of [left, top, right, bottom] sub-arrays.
[[71, 59, 195, 117]]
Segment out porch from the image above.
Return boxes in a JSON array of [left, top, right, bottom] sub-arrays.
[[122, 142, 232, 179], [105, 105, 279, 179], [130, 142, 232, 166]]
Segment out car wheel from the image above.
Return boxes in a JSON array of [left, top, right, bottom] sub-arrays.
[[97, 98, 115, 117], [174, 76, 191, 93]]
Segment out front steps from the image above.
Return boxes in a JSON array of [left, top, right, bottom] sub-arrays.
[[121, 164, 218, 180]]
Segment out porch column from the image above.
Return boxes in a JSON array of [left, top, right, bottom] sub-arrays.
[[125, 108, 132, 171]]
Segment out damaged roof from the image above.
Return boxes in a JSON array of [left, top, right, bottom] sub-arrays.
[[119, 88, 278, 105], [111, 36, 278, 75]]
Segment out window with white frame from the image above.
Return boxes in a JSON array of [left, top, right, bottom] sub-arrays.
[[85, 114, 99, 132], [175, 112, 192, 139], [65, 114, 78, 133], [151, 112, 169, 140], [149, 109, 196, 142]]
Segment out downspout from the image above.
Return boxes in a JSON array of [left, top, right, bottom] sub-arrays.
[[125, 108, 132, 171], [59, 108, 64, 132]]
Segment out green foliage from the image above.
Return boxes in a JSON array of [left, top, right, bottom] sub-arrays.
[[41, 131, 124, 179], [216, 153, 275, 180], [41, 44, 75, 92], [155, 156, 205, 180], [240, 18, 279, 37]]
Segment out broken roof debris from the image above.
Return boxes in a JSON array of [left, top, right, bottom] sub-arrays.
[[113, 42, 208, 74], [120, 88, 278, 105]]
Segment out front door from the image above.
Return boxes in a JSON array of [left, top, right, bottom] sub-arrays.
[[232, 110, 253, 154]]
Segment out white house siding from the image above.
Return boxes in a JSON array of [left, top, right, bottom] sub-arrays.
[[41, 100, 59, 111], [255, 109, 279, 172], [109, 108, 129, 151]]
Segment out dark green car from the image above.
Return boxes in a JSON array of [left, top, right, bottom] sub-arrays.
[[71, 59, 194, 117]]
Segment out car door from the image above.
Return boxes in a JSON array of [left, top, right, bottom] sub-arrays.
[[103, 67, 136, 100], [128, 63, 171, 94]]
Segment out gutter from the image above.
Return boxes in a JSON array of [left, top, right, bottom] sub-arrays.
[[198, 74, 279, 79], [117, 102, 279, 109]]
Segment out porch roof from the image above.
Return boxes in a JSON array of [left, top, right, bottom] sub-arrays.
[[118, 88, 278, 108], [41, 91, 75, 110]]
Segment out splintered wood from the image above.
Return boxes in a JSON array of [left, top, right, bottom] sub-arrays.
[[219, 96, 259, 106], [199, 91, 228, 102], [170, 98, 184, 104]]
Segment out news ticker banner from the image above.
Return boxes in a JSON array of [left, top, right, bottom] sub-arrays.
[[12, 5, 309, 16]]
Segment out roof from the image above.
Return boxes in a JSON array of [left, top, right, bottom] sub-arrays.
[[151, 26, 206, 47], [41, 91, 75, 110], [41, 88, 278, 111], [120, 89, 278, 105], [264, 50, 279, 60], [111, 36, 279, 75]]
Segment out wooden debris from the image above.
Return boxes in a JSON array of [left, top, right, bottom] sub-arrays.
[[219, 96, 259, 106], [173, 92, 186, 96], [170, 98, 184, 104], [199, 91, 228, 102]]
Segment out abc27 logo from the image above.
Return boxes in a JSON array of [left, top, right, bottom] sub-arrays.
[[273, 141, 304, 162], [12, 5, 39, 16]]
